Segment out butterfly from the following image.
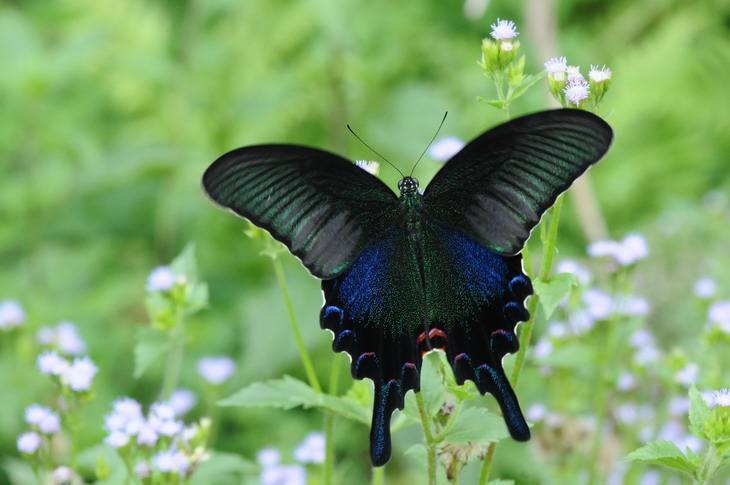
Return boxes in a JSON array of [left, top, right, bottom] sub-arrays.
[[202, 108, 613, 466]]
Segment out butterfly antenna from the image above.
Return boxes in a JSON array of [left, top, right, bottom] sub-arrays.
[[346, 124, 405, 178], [409, 111, 448, 177]]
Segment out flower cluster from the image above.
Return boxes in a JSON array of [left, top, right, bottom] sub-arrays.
[[197, 356, 236, 385], [480, 19, 520, 72], [258, 433, 325, 485], [0, 299, 25, 331], [588, 233, 649, 267], [37, 351, 97, 392], [104, 396, 210, 480], [37, 321, 87, 355], [544, 57, 612, 109], [16, 404, 61, 456]]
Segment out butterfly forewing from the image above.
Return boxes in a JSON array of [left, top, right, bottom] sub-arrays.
[[423, 109, 613, 254], [202, 145, 399, 278]]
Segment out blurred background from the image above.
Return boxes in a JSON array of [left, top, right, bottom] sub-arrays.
[[1, 0, 730, 483]]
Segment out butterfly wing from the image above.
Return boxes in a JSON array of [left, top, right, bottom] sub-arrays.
[[202, 145, 399, 278], [423, 108, 613, 254]]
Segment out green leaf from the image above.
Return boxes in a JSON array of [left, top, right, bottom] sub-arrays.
[[443, 407, 509, 444], [421, 351, 447, 416], [625, 440, 698, 476], [219, 376, 370, 424], [533, 273, 578, 319], [509, 72, 545, 101], [133, 328, 171, 379], [689, 386, 711, 439], [190, 452, 257, 485], [170, 242, 199, 283], [483, 99, 505, 109]]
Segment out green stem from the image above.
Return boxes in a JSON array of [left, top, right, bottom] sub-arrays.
[[161, 318, 185, 401], [479, 196, 565, 485], [371, 466, 385, 485], [270, 257, 322, 393], [415, 391, 437, 485], [323, 357, 340, 485]]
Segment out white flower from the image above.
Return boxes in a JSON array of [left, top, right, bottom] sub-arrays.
[[137, 423, 159, 447], [569, 310, 595, 335], [583, 289, 613, 320], [153, 450, 189, 476], [566, 65, 584, 82], [135, 462, 151, 479], [615, 296, 651, 317], [500, 41, 514, 52], [587, 240, 621, 259], [294, 432, 326, 464], [614, 404, 639, 425], [261, 465, 307, 485], [146, 266, 177, 292], [616, 372, 637, 392], [668, 396, 690, 417], [25, 404, 53, 426], [150, 403, 176, 421], [634, 345, 660, 366], [168, 389, 197, 416], [708, 301, 730, 333], [630, 329, 655, 348], [0, 300, 25, 329], [693, 277, 717, 299], [37, 351, 69, 376], [705, 388, 730, 408], [555, 259, 591, 285], [564, 79, 590, 106], [113, 398, 143, 421], [197, 356, 236, 385], [588, 65, 612, 83], [355, 160, 380, 176], [105, 431, 130, 448], [62, 356, 97, 391], [526, 404, 547, 422], [674, 363, 699, 387], [532, 338, 553, 359], [257, 448, 281, 468], [544, 57, 567, 76], [489, 19, 518, 40], [56, 321, 86, 355], [51, 466, 74, 484], [429, 136, 465, 162], [38, 410, 61, 434], [17, 431, 41, 454], [547, 322, 568, 339], [615, 234, 649, 266]]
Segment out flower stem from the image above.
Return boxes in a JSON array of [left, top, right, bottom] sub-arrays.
[[371, 466, 385, 485], [479, 196, 564, 485], [323, 356, 340, 485], [270, 257, 322, 393], [415, 391, 437, 485], [160, 318, 185, 401]]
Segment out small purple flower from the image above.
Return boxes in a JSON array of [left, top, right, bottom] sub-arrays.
[[704, 388, 730, 408], [544, 57, 568, 80], [489, 19, 518, 40], [56, 321, 86, 355], [532, 339, 553, 359], [582, 289, 613, 320], [616, 372, 637, 392], [17, 431, 41, 454], [708, 301, 730, 333], [674, 363, 699, 387], [105, 431, 130, 448], [153, 449, 189, 476], [0, 300, 25, 330], [294, 432, 326, 464], [257, 448, 281, 467], [555, 259, 591, 285], [693, 277, 717, 299], [168, 389, 197, 416], [197, 356, 236, 385], [261, 465, 307, 485], [588, 65, 612, 83], [63, 356, 97, 392], [37, 351, 69, 376], [146, 266, 177, 292], [564, 79, 590, 106], [526, 404, 547, 422]]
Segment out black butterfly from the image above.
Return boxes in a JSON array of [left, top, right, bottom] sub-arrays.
[[202, 109, 612, 466]]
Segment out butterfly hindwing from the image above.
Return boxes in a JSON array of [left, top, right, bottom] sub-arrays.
[[203, 145, 399, 278], [424, 109, 613, 254]]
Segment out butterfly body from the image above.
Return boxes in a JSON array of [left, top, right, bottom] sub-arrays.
[[202, 109, 613, 466]]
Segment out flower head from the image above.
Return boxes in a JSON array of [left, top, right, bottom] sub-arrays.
[[62, 356, 97, 392], [566, 65, 584, 83], [526, 403, 547, 422], [693, 277, 717, 299], [674, 363, 699, 387], [429, 136, 465, 162], [257, 448, 281, 468], [105, 430, 131, 448], [564, 79, 590, 107], [153, 449, 189, 476], [146, 266, 177, 292], [17, 431, 41, 454], [705, 388, 730, 408], [0, 300, 25, 330], [615, 296, 651, 317], [197, 356, 236, 385], [490, 19, 518, 40], [556, 259, 591, 285], [588, 234, 648, 266], [261, 465, 306, 485], [56, 322, 86, 355], [544, 57, 567, 77], [708, 301, 730, 333], [38, 410, 61, 434], [355, 160, 380, 176], [583, 289, 613, 320], [294, 432, 326, 464], [616, 372, 637, 392], [168, 389, 197, 416], [589, 65, 612, 83], [51, 466, 75, 484]]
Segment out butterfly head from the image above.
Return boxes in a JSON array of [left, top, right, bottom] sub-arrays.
[[397, 176, 419, 196]]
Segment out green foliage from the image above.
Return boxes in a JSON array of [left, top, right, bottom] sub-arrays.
[[533, 273, 578, 320], [625, 440, 698, 477]]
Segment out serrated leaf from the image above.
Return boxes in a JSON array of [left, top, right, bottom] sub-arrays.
[[219, 376, 370, 424], [443, 407, 509, 443], [625, 440, 698, 476], [689, 386, 711, 439], [533, 273, 578, 319], [133, 328, 171, 379]]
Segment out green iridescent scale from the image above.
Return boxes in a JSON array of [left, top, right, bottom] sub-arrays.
[[202, 108, 613, 466]]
